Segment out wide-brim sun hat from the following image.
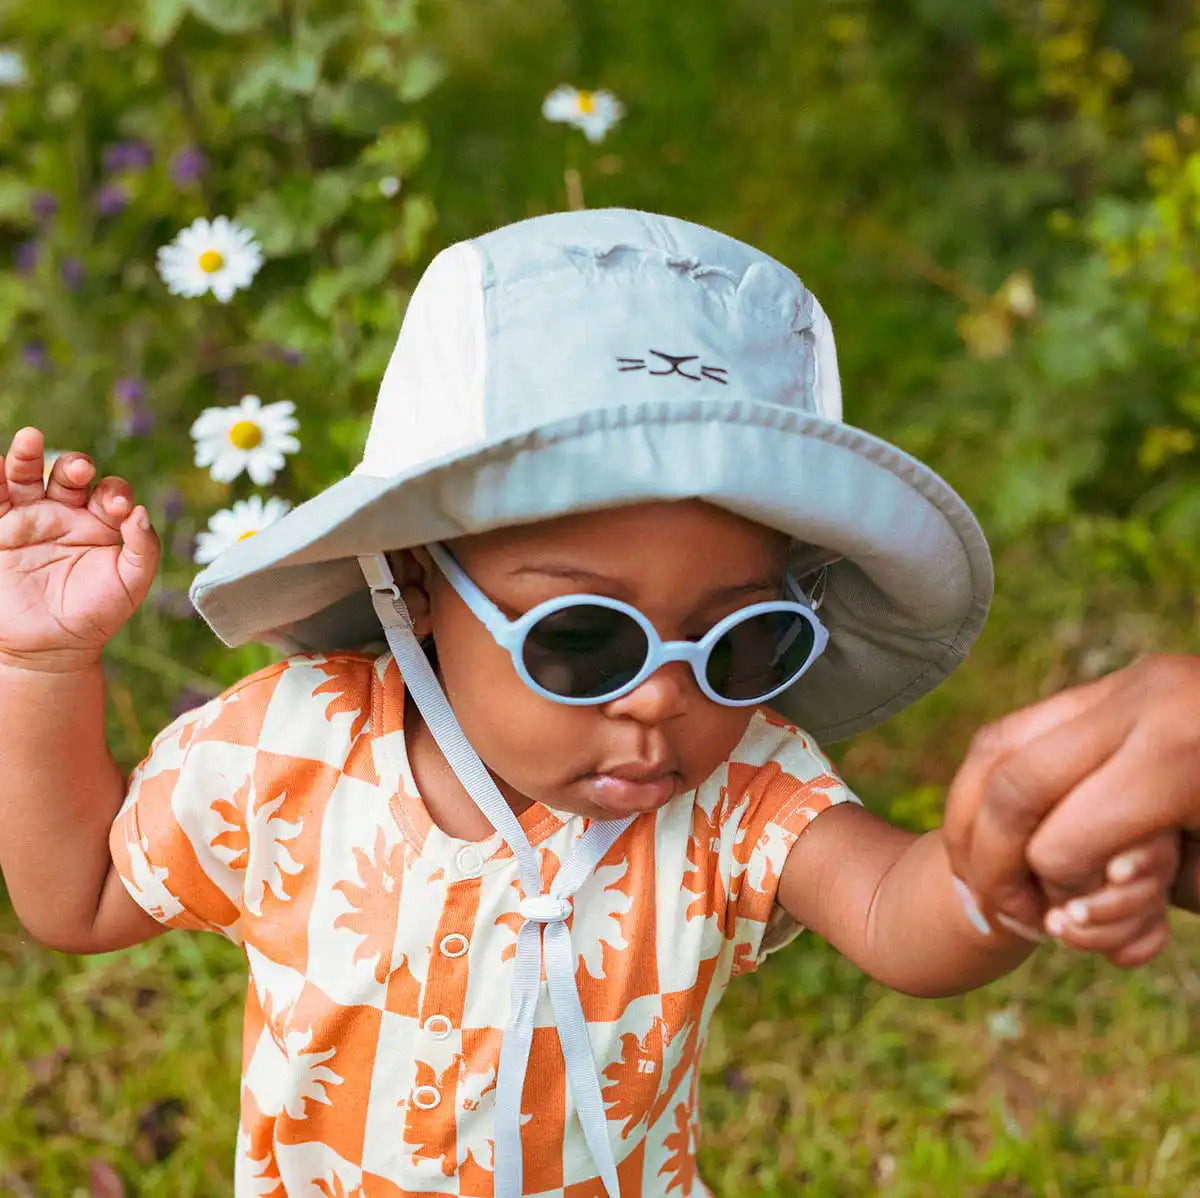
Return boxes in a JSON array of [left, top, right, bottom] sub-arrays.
[[189, 207, 992, 741]]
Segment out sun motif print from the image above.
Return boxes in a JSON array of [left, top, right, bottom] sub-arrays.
[[110, 651, 857, 1195]]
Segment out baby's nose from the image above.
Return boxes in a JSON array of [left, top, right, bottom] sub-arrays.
[[602, 660, 694, 723]]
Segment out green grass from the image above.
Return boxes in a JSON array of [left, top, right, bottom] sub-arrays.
[[4, 903, 1199, 1195]]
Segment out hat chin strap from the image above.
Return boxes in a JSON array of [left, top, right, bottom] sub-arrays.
[[359, 553, 629, 1198]]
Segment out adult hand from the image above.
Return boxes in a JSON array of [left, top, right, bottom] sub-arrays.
[[943, 654, 1200, 958]]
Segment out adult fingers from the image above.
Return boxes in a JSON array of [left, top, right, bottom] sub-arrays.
[[1050, 908, 1164, 954], [2, 426, 49, 508], [1107, 921, 1171, 970], [942, 673, 1123, 874], [947, 678, 1132, 930], [1046, 875, 1166, 934], [1025, 738, 1196, 889], [1105, 831, 1180, 886]]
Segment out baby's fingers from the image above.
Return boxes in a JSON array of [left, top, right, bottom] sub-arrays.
[[1, 427, 48, 509], [116, 506, 160, 605], [85, 475, 135, 531], [44, 452, 97, 508]]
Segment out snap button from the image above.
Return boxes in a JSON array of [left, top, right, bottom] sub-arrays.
[[411, 1084, 441, 1110], [424, 1014, 453, 1039], [455, 845, 484, 878], [519, 894, 572, 923], [439, 933, 469, 958]]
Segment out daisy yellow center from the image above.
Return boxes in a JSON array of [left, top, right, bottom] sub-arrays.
[[198, 248, 225, 273], [229, 420, 264, 450], [237, 529, 259, 541], [577, 90, 596, 113]]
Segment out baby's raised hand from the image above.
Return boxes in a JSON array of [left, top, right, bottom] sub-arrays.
[[1041, 832, 1178, 969], [0, 426, 159, 672]]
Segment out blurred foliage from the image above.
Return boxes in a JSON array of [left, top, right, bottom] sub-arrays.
[[1, 0, 1200, 1193]]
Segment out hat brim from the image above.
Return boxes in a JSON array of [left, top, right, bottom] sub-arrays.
[[189, 398, 991, 741]]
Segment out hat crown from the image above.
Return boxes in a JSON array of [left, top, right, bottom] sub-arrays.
[[357, 208, 842, 478]]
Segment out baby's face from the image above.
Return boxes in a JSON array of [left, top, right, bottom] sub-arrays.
[[408, 500, 791, 821]]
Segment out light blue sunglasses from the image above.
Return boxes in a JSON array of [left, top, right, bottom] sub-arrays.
[[426, 542, 829, 707]]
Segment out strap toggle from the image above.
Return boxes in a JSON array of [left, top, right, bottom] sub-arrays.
[[519, 895, 572, 923]]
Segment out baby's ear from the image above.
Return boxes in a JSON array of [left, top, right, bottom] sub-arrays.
[[384, 548, 433, 637]]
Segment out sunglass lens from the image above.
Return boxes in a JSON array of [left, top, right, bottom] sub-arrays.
[[522, 604, 650, 699], [706, 610, 816, 701]]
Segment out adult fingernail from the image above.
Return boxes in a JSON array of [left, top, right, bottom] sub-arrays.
[[1108, 854, 1138, 884], [952, 876, 992, 935], [993, 910, 1048, 942]]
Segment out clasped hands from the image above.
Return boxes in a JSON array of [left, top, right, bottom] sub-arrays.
[[943, 654, 1199, 968]]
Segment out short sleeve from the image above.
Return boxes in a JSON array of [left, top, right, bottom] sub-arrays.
[[108, 659, 297, 941], [721, 709, 860, 970]]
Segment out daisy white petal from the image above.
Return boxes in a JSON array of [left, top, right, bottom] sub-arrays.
[[190, 394, 301, 485], [542, 85, 623, 142], [194, 496, 291, 565], [158, 216, 263, 303]]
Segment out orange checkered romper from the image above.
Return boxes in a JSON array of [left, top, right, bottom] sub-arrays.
[[110, 651, 857, 1196]]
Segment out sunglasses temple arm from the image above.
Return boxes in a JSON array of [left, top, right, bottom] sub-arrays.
[[425, 541, 517, 642]]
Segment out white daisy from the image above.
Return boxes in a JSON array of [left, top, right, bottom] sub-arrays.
[[157, 216, 263, 303], [194, 496, 291, 565], [378, 175, 401, 197], [191, 394, 300, 486], [0, 49, 27, 87], [542, 85, 624, 143]]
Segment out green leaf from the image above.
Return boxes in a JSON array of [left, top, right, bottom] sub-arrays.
[[0, 174, 35, 224], [186, 0, 277, 34], [395, 194, 436, 261], [396, 51, 444, 102], [236, 172, 355, 255], [363, 0, 420, 36], [140, 0, 190, 45], [361, 122, 428, 173], [0, 276, 31, 340], [230, 49, 321, 109]]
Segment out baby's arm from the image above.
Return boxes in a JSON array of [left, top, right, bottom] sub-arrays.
[[0, 428, 163, 954], [776, 805, 1035, 996], [0, 659, 164, 953]]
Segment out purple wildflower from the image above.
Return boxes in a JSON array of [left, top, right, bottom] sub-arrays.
[[161, 487, 185, 522], [94, 182, 129, 216], [60, 257, 86, 290], [113, 376, 146, 405], [113, 376, 155, 437], [31, 192, 59, 222], [103, 140, 154, 173], [21, 341, 49, 371], [13, 240, 38, 274], [169, 145, 207, 188], [266, 344, 305, 366]]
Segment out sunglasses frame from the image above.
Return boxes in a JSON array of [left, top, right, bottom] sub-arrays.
[[426, 541, 829, 708]]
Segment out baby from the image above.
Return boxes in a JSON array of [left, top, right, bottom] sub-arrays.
[[0, 209, 1177, 1197]]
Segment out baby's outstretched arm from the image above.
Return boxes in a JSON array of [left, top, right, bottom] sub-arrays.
[[777, 805, 1036, 996], [0, 428, 163, 954]]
